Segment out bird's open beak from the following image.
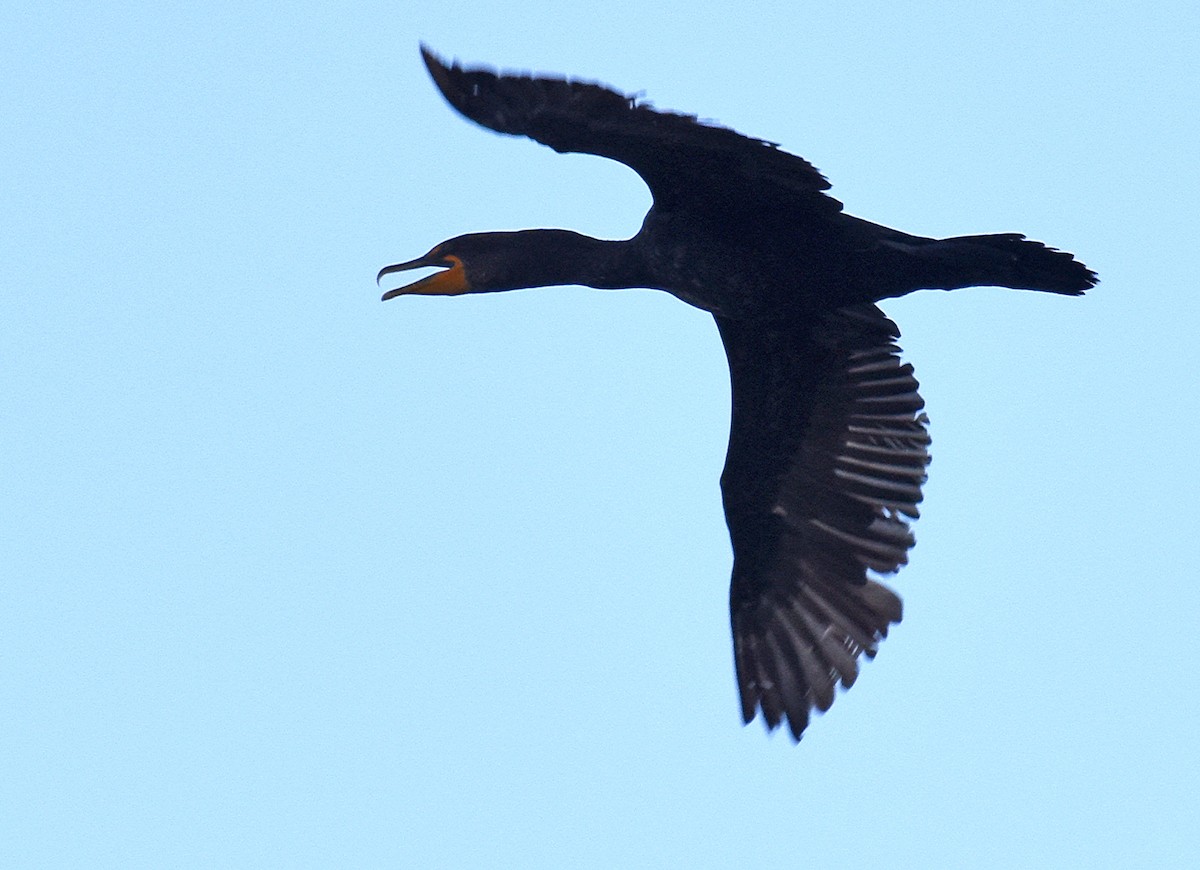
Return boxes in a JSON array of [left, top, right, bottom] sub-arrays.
[[378, 253, 470, 300]]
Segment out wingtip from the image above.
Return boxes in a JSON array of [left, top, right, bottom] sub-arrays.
[[419, 43, 444, 75], [418, 44, 471, 111]]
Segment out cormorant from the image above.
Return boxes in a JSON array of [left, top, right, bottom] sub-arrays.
[[379, 47, 1096, 741]]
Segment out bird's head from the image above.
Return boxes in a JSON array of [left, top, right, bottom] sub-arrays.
[[379, 229, 620, 300], [377, 232, 555, 300], [377, 236, 474, 300]]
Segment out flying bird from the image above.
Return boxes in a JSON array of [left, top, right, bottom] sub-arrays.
[[380, 46, 1096, 741]]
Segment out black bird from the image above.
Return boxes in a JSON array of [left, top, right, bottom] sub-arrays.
[[380, 47, 1096, 741]]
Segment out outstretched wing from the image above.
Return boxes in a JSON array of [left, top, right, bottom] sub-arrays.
[[716, 304, 931, 740], [419, 46, 841, 213]]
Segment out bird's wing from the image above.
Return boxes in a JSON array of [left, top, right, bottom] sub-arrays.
[[715, 304, 930, 740], [419, 46, 842, 213]]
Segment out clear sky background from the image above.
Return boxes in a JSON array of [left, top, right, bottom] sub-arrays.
[[4, 2, 1198, 867]]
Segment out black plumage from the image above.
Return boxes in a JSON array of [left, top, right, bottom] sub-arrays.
[[379, 47, 1096, 741]]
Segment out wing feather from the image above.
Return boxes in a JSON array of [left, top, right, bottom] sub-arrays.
[[717, 304, 930, 740], [419, 46, 841, 213]]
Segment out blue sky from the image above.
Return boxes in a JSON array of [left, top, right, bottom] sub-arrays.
[[4, 2, 1198, 867]]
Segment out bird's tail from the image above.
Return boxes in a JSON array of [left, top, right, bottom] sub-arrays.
[[920, 233, 1097, 296]]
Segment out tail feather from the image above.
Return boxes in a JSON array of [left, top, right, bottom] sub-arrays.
[[923, 233, 1097, 296]]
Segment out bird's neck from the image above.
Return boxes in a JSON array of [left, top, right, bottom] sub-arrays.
[[505, 230, 649, 291]]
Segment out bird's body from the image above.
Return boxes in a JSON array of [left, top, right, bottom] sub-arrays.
[[381, 47, 1096, 741]]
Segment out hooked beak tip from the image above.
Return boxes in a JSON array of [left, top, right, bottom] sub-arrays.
[[376, 262, 409, 285]]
